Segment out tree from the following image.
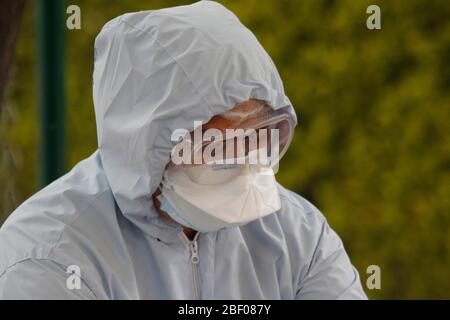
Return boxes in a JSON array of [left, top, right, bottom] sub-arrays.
[[0, 0, 27, 114]]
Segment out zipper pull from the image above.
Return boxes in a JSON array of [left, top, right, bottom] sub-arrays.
[[190, 241, 199, 264]]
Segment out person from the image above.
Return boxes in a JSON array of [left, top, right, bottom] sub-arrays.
[[0, 1, 367, 299]]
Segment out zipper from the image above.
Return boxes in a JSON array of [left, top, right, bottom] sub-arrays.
[[179, 232, 200, 299]]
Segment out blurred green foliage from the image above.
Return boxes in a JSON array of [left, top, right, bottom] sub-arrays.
[[1, 0, 449, 299]]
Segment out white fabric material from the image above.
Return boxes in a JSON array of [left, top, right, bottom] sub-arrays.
[[93, 0, 296, 229], [0, 1, 367, 299], [161, 164, 281, 232]]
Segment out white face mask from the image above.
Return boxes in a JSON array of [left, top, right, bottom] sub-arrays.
[[159, 163, 281, 232]]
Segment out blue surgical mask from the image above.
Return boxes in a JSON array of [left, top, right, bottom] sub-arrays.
[[158, 194, 197, 230]]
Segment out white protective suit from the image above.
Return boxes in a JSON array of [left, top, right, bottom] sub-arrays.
[[0, 1, 367, 299]]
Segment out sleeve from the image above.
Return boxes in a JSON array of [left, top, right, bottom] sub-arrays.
[[0, 258, 97, 300], [296, 218, 368, 300]]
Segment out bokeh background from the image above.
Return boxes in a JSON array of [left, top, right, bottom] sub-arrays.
[[1, 0, 449, 299]]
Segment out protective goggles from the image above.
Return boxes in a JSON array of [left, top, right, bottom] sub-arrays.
[[169, 105, 295, 169]]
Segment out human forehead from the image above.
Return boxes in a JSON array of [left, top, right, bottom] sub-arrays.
[[203, 99, 269, 131]]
